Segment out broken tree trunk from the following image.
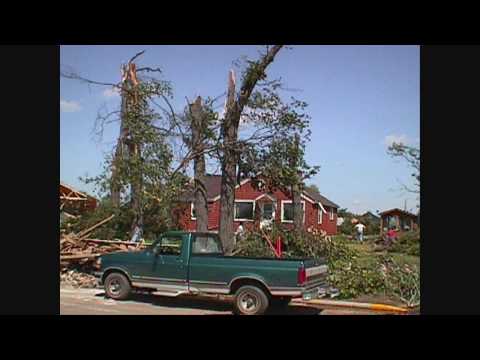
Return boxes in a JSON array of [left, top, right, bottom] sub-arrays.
[[291, 134, 304, 237], [219, 70, 239, 254], [110, 67, 129, 207], [292, 182, 303, 237], [190, 96, 208, 232], [218, 46, 283, 254]]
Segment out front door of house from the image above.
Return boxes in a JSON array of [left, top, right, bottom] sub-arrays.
[[260, 202, 275, 229]]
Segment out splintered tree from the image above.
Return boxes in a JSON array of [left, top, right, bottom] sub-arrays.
[[291, 134, 304, 236], [219, 45, 283, 254], [188, 96, 218, 232], [62, 51, 186, 238]]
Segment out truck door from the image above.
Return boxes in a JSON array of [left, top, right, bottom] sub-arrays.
[[147, 234, 189, 293], [188, 233, 230, 294]]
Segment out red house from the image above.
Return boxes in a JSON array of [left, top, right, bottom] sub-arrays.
[[177, 175, 339, 235]]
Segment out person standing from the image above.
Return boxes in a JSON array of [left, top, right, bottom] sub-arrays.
[[354, 222, 366, 242], [234, 222, 245, 246], [385, 226, 397, 247]]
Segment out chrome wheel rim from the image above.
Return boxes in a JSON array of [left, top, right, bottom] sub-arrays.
[[238, 292, 259, 313], [109, 279, 121, 296]]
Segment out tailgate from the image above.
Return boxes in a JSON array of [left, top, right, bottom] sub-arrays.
[[304, 259, 328, 289]]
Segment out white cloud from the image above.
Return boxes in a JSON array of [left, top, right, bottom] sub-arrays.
[[353, 200, 361, 206], [384, 134, 409, 147], [102, 87, 120, 99], [60, 99, 81, 113]]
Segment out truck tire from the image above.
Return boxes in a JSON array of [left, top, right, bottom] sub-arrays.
[[104, 272, 131, 300], [233, 285, 269, 315]]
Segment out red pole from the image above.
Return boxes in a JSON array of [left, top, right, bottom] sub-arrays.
[[276, 236, 282, 257]]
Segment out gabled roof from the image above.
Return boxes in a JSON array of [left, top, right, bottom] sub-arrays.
[[362, 211, 380, 219], [379, 208, 417, 218], [179, 175, 339, 209], [303, 190, 339, 209]]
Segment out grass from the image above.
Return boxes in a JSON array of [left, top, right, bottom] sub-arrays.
[[335, 237, 420, 269]]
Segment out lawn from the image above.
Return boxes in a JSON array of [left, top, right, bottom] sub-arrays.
[[341, 238, 420, 268]]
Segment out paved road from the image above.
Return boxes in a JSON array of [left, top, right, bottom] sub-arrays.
[[60, 287, 325, 315]]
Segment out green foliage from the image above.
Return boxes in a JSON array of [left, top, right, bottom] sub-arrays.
[[61, 194, 185, 241], [389, 230, 420, 256], [233, 73, 319, 193], [235, 226, 420, 304], [80, 74, 188, 234], [338, 208, 380, 236], [61, 200, 135, 240], [380, 255, 420, 306]]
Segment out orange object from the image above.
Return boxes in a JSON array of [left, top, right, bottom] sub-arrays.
[[292, 298, 410, 314]]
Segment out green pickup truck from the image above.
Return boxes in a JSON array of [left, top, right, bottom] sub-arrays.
[[94, 231, 330, 315]]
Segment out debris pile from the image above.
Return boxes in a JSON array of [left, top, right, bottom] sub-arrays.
[[60, 214, 145, 272], [60, 270, 97, 288]]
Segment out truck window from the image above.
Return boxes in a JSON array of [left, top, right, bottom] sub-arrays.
[[154, 236, 183, 256], [192, 235, 222, 255]]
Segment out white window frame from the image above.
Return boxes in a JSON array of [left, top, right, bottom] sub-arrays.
[[318, 206, 323, 224], [281, 200, 305, 223], [190, 202, 196, 220], [329, 207, 335, 221], [260, 201, 276, 221], [234, 200, 255, 222]]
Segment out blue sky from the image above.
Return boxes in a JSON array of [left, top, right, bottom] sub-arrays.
[[60, 45, 419, 214]]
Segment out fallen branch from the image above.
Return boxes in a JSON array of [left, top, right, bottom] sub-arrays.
[[76, 214, 115, 239], [82, 238, 139, 245], [60, 254, 101, 261]]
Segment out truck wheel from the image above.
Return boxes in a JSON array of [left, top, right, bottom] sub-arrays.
[[104, 272, 131, 300], [233, 285, 269, 315]]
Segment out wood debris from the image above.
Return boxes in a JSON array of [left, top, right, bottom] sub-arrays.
[[60, 270, 97, 288], [60, 215, 146, 272]]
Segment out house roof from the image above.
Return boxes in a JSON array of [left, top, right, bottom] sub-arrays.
[[180, 174, 339, 208], [177, 175, 223, 202], [303, 190, 339, 209], [379, 208, 417, 218], [362, 211, 380, 219]]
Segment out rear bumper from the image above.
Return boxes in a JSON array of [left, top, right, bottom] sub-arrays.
[[301, 284, 336, 301], [270, 281, 333, 298]]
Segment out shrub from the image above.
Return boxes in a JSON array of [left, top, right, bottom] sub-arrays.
[[235, 226, 420, 304], [389, 230, 420, 256], [380, 255, 420, 306], [61, 198, 177, 242]]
